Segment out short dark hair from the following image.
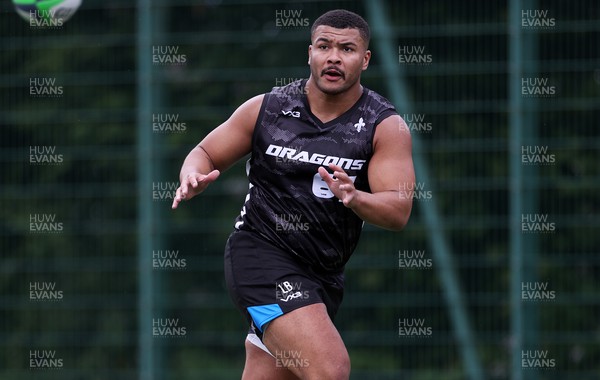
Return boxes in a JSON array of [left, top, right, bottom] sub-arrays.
[[311, 9, 370, 48]]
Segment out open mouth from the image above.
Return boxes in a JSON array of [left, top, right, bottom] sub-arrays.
[[322, 68, 344, 81]]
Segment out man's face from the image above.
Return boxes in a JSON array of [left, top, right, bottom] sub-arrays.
[[308, 25, 371, 96]]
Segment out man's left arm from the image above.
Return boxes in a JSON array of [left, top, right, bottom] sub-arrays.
[[318, 114, 415, 231]]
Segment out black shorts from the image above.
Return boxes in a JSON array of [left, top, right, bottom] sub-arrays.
[[224, 229, 344, 339]]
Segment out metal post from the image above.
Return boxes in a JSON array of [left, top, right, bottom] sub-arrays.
[[509, 1, 539, 379], [508, 2, 524, 378], [137, 0, 154, 378]]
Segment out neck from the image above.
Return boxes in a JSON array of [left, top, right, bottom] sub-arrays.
[[305, 78, 363, 123]]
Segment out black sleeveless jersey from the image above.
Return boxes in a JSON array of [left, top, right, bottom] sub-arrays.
[[234, 79, 397, 273]]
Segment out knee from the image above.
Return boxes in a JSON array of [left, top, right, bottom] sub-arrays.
[[307, 350, 350, 380], [329, 355, 351, 380]]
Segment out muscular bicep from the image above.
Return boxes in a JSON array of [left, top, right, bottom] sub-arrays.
[[368, 114, 415, 194], [199, 94, 264, 171]]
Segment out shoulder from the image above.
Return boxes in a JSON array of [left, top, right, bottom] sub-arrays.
[[373, 114, 411, 152], [225, 94, 266, 132], [239, 93, 266, 110]]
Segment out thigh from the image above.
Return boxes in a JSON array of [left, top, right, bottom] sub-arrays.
[[262, 303, 350, 380]]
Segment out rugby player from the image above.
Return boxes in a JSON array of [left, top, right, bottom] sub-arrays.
[[172, 9, 415, 379]]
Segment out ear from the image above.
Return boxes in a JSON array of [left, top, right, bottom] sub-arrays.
[[362, 49, 371, 71], [308, 44, 312, 65]]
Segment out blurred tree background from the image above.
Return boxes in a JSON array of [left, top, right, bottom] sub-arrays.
[[0, 0, 598, 379]]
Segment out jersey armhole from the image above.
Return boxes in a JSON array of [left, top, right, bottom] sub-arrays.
[[251, 93, 271, 149]]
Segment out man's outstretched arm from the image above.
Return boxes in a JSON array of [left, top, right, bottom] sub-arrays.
[[172, 94, 264, 209]]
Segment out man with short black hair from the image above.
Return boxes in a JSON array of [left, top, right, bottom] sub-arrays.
[[173, 9, 414, 379]]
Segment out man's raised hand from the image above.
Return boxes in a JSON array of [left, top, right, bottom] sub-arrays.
[[318, 163, 359, 208], [171, 169, 220, 209]]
